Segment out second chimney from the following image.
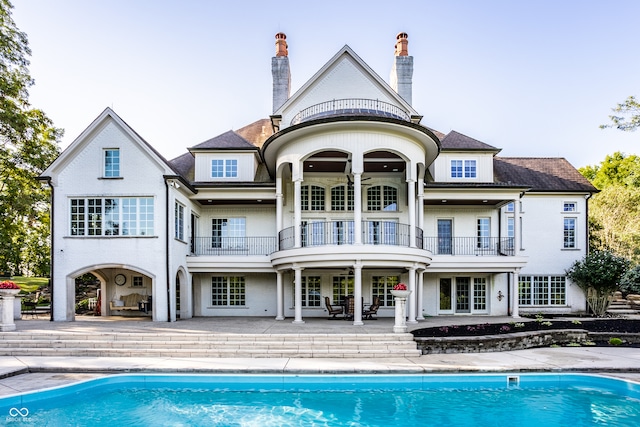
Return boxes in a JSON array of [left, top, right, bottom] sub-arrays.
[[390, 32, 413, 105], [272, 32, 291, 113]]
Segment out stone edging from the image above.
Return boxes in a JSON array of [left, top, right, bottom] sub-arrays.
[[414, 329, 640, 354]]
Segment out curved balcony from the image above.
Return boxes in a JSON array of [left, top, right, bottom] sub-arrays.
[[290, 99, 411, 126], [278, 221, 423, 250]]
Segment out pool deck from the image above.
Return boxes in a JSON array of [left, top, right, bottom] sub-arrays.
[[1, 315, 639, 396]]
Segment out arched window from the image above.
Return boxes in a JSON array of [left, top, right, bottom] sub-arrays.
[[367, 186, 397, 211], [330, 185, 354, 211], [301, 185, 325, 211]]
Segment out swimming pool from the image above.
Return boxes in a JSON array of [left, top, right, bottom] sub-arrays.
[[1, 373, 639, 426]]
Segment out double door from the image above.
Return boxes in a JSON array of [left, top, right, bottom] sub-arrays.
[[439, 277, 488, 314]]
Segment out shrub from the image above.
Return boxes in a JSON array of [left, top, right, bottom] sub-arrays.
[[609, 337, 624, 346], [620, 265, 640, 295]]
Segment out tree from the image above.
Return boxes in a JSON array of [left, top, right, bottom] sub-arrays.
[[620, 265, 640, 295], [600, 95, 640, 132], [565, 250, 630, 316], [0, 0, 61, 275], [579, 152, 640, 264]]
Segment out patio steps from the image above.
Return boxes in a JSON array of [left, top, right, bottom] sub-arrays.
[[0, 332, 421, 358], [607, 299, 640, 316]]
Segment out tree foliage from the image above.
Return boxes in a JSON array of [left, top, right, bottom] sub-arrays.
[[620, 265, 640, 295], [0, 0, 61, 275], [579, 152, 640, 264], [600, 96, 640, 132], [565, 250, 630, 316]]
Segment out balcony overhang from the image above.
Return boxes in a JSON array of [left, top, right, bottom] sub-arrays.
[[186, 255, 274, 272], [426, 255, 528, 273], [270, 245, 432, 270], [423, 186, 529, 207]]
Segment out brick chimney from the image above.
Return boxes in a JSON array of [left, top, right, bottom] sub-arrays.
[[272, 32, 291, 113], [390, 32, 413, 105]]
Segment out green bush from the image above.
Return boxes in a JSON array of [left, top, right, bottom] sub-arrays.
[[608, 337, 624, 346], [620, 265, 640, 294]]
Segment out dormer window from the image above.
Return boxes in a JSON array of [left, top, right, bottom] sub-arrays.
[[451, 160, 476, 178], [211, 159, 238, 178], [104, 149, 120, 177]]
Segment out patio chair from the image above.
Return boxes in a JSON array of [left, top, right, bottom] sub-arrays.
[[363, 296, 380, 320], [324, 296, 343, 319]]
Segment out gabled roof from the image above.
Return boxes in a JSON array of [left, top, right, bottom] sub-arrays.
[[440, 130, 500, 152], [235, 118, 274, 148], [274, 45, 419, 118], [189, 130, 258, 151], [41, 107, 184, 181], [494, 157, 597, 192]]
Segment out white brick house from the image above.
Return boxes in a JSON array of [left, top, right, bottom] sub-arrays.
[[40, 33, 596, 323]]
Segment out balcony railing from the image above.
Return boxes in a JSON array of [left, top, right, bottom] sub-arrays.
[[423, 237, 515, 256], [192, 237, 277, 256], [290, 98, 411, 125], [278, 221, 423, 250]]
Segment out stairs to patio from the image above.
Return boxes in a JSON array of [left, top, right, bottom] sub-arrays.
[[0, 332, 421, 358], [606, 298, 640, 317]]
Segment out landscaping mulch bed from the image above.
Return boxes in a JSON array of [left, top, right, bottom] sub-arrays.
[[412, 318, 640, 342]]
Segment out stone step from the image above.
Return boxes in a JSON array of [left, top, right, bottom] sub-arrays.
[[0, 333, 420, 358]]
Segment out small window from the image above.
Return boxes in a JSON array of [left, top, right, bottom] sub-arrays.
[[477, 217, 490, 249], [211, 276, 245, 306], [301, 185, 325, 211], [104, 149, 120, 177], [367, 185, 397, 211], [563, 202, 577, 212], [211, 159, 238, 178], [132, 276, 144, 287], [564, 217, 576, 248], [301, 276, 321, 307], [175, 202, 185, 241], [505, 202, 515, 212], [450, 160, 476, 178]]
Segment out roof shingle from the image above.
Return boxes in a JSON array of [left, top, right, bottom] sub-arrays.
[[494, 157, 596, 192]]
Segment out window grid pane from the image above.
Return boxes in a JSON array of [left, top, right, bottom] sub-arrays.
[[563, 202, 576, 212], [473, 278, 487, 311], [464, 160, 476, 178], [564, 218, 576, 248], [139, 198, 154, 236], [372, 276, 399, 307], [122, 198, 137, 236], [533, 276, 549, 305], [451, 160, 462, 178], [477, 218, 490, 249], [331, 186, 345, 211], [550, 277, 566, 305], [70, 199, 85, 236], [310, 186, 325, 211], [87, 199, 102, 235], [228, 277, 245, 306], [367, 186, 381, 211], [211, 160, 224, 177], [519, 276, 532, 305], [332, 276, 353, 303], [211, 277, 227, 305], [225, 159, 238, 178], [302, 276, 321, 307], [382, 186, 397, 211], [175, 203, 184, 240], [104, 149, 120, 177]]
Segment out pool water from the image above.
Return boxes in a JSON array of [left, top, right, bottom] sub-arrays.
[[1, 374, 639, 426]]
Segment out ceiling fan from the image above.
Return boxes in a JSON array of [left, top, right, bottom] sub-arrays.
[[346, 174, 372, 187]]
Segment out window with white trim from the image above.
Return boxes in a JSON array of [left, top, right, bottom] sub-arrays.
[[372, 275, 399, 307], [563, 202, 577, 212], [211, 276, 245, 306], [211, 159, 238, 178], [451, 159, 476, 178], [564, 217, 576, 248], [519, 275, 566, 306], [301, 185, 325, 211], [367, 185, 397, 211], [70, 197, 154, 236], [211, 218, 246, 249], [104, 149, 120, 177], [332, 276, 353, 304], [477, 218, 490, 249], [301, 276, 321, 307], [330, 185, 354, 211], [132, 276, 144, 287], [174, 202, 185, 241]]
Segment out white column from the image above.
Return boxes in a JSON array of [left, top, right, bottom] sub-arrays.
[[353, 172, 362, 245], [393, 295, 408, 333], [294, 180, 302, 248], [292, 266, 305, 324], [417, 177, 424, 231], [407, 266, 417, 324], [275, 270, 284, 320], [512, 270, 520, 318], [407, 179, 416, 248], [416, 268, 425, 320], [352, 262, 363, 326], [276, 175, 283, 233]]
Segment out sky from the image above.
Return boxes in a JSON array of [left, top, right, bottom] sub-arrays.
[[11, 0, 640, 169]]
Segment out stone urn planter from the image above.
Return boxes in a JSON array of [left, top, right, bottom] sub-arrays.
[[0, 287, 21, 331], [391, 285, 411, 333]]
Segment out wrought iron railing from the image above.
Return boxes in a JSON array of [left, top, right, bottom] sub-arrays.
[[290, 98, 411, 125], [278, 221, 422, 250], [192, 237, 277, 256], [423, 237, 515, 256]]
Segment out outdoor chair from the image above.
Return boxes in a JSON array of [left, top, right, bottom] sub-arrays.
[[324, 296, 343, 319], [363, 296, 380, 320]]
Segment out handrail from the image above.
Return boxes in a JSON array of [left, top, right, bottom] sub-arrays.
[[423, 237, 515, 256], [290, 98, 411, 125], [192, 237, 277, 256]]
